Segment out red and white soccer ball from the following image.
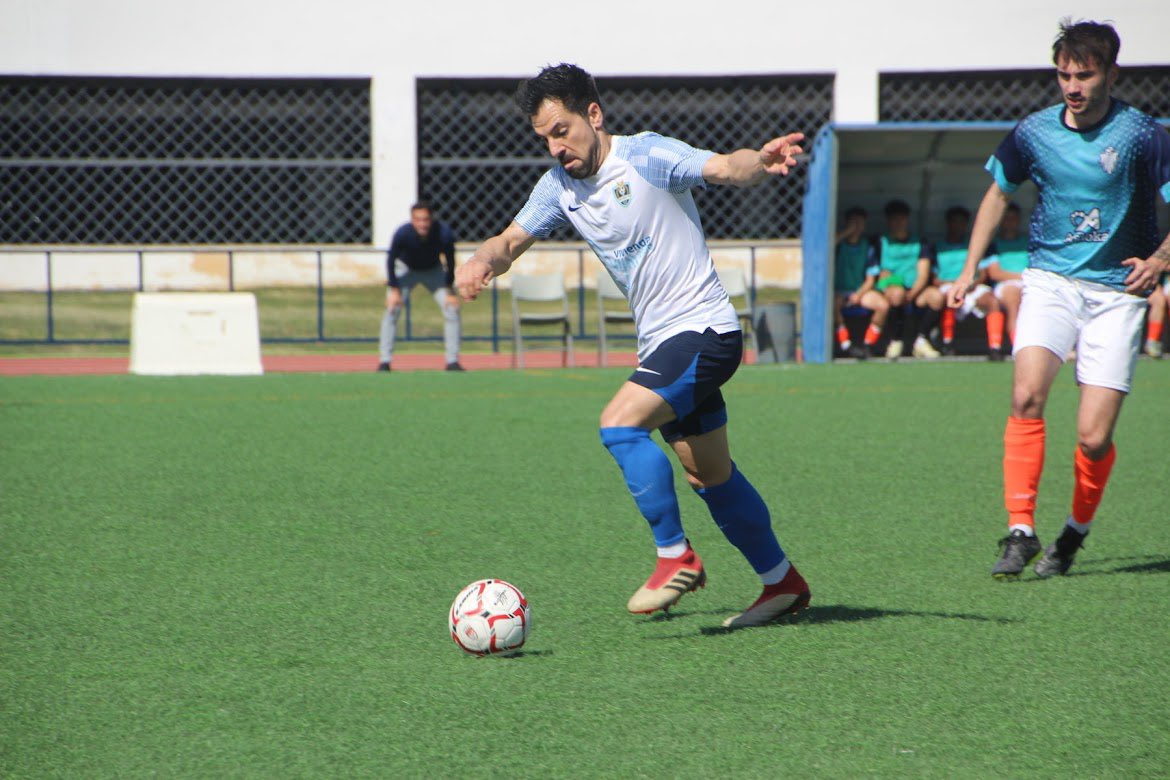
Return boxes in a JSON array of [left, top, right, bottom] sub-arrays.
[[449, 579, 531, 656]]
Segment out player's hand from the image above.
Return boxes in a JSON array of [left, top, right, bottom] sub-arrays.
[[846, 292, 860, 306], [1122, 255, 1166, 294], [946, 274, 973, 309], [455, 257, 494, 302], [386, 287, 403, 311], [759, 133, 804, 176]]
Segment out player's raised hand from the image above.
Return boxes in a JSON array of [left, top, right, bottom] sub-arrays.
[[759, 133, 805, 176], [456, 257, 494, 302], [947, 272, 974, 309]]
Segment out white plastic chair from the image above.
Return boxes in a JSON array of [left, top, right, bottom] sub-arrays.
[[717, 266, 754, 359], [596, 272, 634, 367], [510, 271, 574, 369]]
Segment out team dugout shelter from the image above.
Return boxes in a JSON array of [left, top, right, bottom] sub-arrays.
[[799, 68, 1170, 364]]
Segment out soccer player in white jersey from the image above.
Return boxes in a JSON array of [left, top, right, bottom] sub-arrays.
[[455, 64, 810, 628], [948, 21, 1170, 579]]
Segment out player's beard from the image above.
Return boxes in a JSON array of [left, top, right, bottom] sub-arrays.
[[564, 134, 601, 180]]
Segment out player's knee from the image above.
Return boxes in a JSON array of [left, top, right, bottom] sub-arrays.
[[1076, 430, 1113, 459], [685, 462, 732, 490], [1011, 385, 1047, 418]]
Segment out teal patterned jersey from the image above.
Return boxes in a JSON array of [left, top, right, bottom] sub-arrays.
[[986, 99, 1170, 291]]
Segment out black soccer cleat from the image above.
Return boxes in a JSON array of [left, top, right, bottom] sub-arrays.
[[992, 529, 1043, 580], [1034, 525, 1087, 578], [446, 361, 466, 372], [847, 344, 871, 361], [988, 348, 1006, 362], [376, 361, 391, 372]]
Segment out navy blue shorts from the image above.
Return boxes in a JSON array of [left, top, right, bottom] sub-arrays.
[[628, 328, 743, 442]]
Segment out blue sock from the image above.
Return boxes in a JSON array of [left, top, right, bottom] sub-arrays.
[[600, 426, 684, 547], [695, 464, 785, 574]]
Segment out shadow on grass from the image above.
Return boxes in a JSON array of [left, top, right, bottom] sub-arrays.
[[1014, 554, 1170, 583], [644, 603, 1016, 638]]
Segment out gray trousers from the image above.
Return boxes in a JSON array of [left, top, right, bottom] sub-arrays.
[[379, 265, 461, 364]]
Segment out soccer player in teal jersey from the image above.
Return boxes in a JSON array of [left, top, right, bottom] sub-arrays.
[[986, 202, 1029, 345], [456, 64, 810, 627], [834, 206, 888, 359], [872, 199, 943, 359], [949, 20, 1170, 579], [935, 205, 1005, 359]]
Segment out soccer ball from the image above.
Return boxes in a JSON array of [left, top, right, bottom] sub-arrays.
[[449, 579, 531, 656]]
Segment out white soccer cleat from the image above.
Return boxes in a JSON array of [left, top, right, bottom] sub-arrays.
[[885, 339, 904, 360], [912, 337, 941, 359], [1146, 339, 1164, 359]]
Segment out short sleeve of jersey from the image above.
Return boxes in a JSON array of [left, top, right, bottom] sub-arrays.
[[1146, 123, 1170, 203], [623, 132, 716, 194], [514, 169, 568, 239], [920, 239, 937, 264], [986, 125, 1030, 194]]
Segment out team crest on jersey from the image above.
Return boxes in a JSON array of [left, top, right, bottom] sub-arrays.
[[613, 181, 633, 207], [1065, 207, 1109, 244], [1098, 146, 1119, 174]]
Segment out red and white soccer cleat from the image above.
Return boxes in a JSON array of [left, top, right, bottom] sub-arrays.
[[721, 564, 811, 628], [627, 545, 707, 614]]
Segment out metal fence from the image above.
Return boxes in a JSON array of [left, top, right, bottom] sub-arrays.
[[0, 76, 372, 244], [0, 245, 774, 348], [417, 74, 834, 242], [880, 66, 1170, 122]]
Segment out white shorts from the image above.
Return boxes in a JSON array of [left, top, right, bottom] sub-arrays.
[[1014, 268, 1146, 393], [939, 282, 992, 321], [994, 278, 1024, 302]]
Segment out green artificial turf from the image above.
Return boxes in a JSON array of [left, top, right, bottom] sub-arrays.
[[2, 361, 1168, 777]]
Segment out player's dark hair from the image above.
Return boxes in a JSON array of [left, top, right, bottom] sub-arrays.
[[411, 201, 433, 214], [884, 199, 911, 217], [844, 206, 867, 220], [515, 63, 602, 118], [945, 206, 971, 221], [1052, 19, 1120, 70]]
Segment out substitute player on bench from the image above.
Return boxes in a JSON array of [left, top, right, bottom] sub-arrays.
[[456, 64, 810, 628], [948, 20, 1170, 579]]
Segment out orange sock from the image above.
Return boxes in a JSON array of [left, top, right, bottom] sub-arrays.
[[941, 308, 956, 343], [1071, 444, 1116, 524], [1149, 320, 1164, 343], [1004, 416, 1045, 529], [986, 311, 1005, 350], [864, 323, 882, 345], [836, 325, 850, 346]]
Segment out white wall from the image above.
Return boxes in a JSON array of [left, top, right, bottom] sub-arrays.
[[3, 0, 1168, 244]]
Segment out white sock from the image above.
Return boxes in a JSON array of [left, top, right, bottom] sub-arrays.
[[1009, 524, 1035, 537], [759, 558, 792, 586], [1066, 516, 1091, 535], [841, 338, 852, 350], [657, 541, 688, 559]]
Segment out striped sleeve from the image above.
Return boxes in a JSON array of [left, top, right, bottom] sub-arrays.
[[624, 132, 715, 194], [514, 169, 568, 238]]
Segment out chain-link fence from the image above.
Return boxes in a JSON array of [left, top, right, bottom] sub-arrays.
[[0, 76, 371, 244], [417, 75, 833, 242], [880, 66, 1170, 122]]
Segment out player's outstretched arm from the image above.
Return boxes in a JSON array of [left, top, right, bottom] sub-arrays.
[[702, 132, 805, 188], [455, 221, 537, 302], [948, 183, 1011, 308]]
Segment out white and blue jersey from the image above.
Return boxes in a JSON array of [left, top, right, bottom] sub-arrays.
[[514, 132, 740, 360], [987, 99, 1170, 291]]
